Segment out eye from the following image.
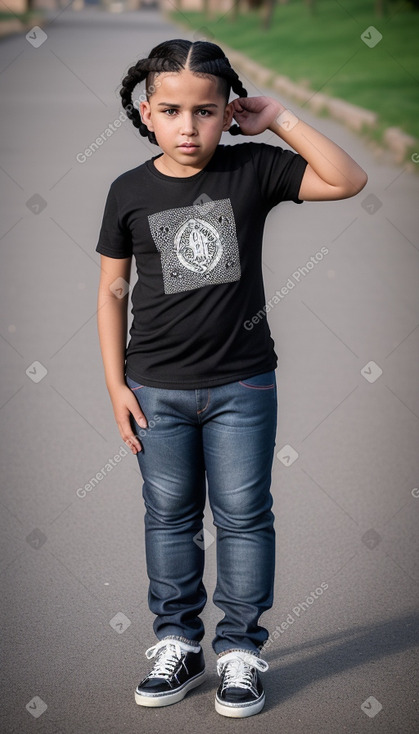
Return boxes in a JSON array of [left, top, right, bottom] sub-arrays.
[[197, 109, 211, 117], [163, 109, 177, 116]]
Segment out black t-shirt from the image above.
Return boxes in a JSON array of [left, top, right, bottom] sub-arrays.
[[95, 142, 308, 389]]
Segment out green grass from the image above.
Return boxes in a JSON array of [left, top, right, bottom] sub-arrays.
[[0, 11, 43, 21], [170, 0, 419, 149]]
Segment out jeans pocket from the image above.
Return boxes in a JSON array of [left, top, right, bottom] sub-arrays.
[[126, 374, 144, 390], [238, 371, 275, 390]]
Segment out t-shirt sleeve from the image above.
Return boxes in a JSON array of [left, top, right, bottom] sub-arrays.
[[249, 142, 309, 208], [95, 184, 132, 258]]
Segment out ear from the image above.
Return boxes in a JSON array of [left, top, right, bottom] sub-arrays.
[[222, 102, 234, 131], [140, 100, 153, 132]]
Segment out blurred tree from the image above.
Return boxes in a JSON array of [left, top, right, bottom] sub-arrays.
[[305, 0, 316, 15], [262, 0, 276, 29], [231, 0, 239, 21], [375, 0, 388, 15]]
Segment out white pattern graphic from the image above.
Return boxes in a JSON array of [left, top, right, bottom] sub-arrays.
[[175, 218, 222, 274], [148, 198, 241, 294]]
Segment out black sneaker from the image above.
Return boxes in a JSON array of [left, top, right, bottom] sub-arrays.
[[135, 638, 205, 707], [215, 650, 269, 718]]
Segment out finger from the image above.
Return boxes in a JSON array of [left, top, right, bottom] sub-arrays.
[[233, 108, 245, 121], [133, 407, 147, 429], [232, 99, 244, 113], [120, 420, 143, 454], [124, 433, 142, 454], [125, 392, 148, 428]]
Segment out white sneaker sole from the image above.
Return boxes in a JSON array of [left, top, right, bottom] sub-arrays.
[[215, 692, 265, 718], [135, 669, 206, 707]]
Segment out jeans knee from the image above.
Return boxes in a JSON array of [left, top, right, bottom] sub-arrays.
[[212, 506, 275, 532], [145, 501, 204, 528]]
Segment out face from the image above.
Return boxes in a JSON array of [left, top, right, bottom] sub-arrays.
[[140, 68, 234, 177]]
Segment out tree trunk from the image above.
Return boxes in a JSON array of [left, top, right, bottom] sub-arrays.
[[262, 0, 276, 30], [375, 0, 388, 16], [232, 0, 241, 22]]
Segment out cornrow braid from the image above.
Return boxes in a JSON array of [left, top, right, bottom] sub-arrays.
[[189, 52, 248, 136], [120, 56, 184, 145], [119, 39, 248, 145]]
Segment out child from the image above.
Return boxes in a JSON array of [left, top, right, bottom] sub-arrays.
[[96, 39, 367, 719]]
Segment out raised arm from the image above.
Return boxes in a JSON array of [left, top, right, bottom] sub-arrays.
[[231, 96, 368, 201]]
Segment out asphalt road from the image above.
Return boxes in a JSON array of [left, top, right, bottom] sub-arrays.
[[1, 7, 418, 733]]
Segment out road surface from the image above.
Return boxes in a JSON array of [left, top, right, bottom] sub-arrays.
[[1, 7, 418, 733]]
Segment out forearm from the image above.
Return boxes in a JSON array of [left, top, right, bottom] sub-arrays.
[[97, 289, 128, 392], [269, 106, 367, 194]]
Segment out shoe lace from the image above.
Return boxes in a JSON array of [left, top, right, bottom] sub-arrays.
[[145, 640, 184, 679], [217, 651, 268, 691]]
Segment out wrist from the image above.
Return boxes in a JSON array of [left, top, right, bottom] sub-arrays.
[[268, 107, 301, 136], [106, 377, 127, 394], [267, 101, 287, 131]]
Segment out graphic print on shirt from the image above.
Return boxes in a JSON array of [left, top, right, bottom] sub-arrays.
[[148, 198, 241, 294]]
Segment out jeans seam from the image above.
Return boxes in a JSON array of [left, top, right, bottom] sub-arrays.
[[238, 382, 274, 390], [196, 388, 210, 414]]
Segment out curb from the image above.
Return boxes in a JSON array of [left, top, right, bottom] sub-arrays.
[[0, 14, 45, 39], [222, 44, 417, 168], [0, 19, 25, 37]]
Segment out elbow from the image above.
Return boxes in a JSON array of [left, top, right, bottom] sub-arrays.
[[352, 168, 368, 195], [357, 169, 368, 192], [342, 169, 368, 199]]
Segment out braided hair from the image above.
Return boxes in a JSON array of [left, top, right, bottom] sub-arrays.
[[119, 39, 248, 145]]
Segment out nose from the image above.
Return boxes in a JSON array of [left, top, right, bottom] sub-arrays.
[[180, 112, 196, 136]]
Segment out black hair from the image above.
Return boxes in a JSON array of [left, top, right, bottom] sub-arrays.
[[119, 39, 248, 145]]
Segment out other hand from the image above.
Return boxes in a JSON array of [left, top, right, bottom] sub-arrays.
[[110, 384, 147, 454], [231, 96, 284, 136]]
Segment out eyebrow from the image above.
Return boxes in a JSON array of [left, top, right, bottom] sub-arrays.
[[156, 103, 219, 109]]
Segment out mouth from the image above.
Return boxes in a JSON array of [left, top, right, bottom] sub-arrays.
[[178, 143, 199, 152]]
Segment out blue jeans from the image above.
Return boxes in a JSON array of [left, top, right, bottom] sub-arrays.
[[125, 370, 277, 656]]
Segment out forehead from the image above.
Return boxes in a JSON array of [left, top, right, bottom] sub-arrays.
[[148, 68, 225, 101]]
